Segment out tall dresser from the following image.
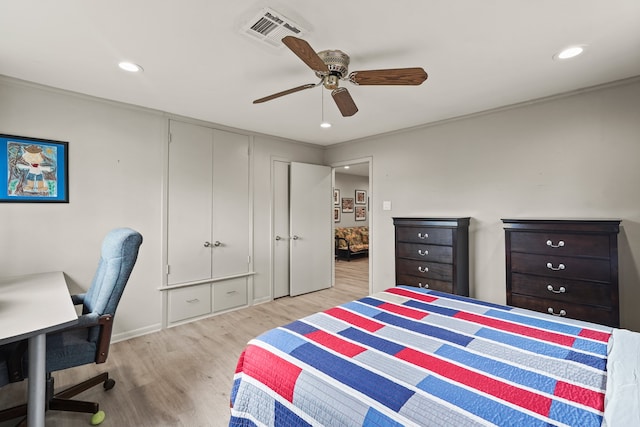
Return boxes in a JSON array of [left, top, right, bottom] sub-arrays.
[[394, 217, 470, 296], [503, 219, 621, 327]]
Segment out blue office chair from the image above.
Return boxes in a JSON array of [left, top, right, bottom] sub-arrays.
[[0, 227, 142, 425]]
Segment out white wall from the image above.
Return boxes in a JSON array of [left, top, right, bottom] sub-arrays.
[[334, 172, 369, 228], [0, 77, 324, 339], [325, 78, 640, 331]]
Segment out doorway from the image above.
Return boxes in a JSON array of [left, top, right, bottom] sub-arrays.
[[332, 159, 371, 294]]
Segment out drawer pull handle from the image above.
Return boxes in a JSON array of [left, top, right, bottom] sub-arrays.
[[419, 283, 429, 289], [417, 232, 429, 239], [226, 290, 237, 295], [186, 298, 200, 303], [547, 285, 566, 294], [547, 307, 567, 317], [546, 262, 565, 271], [546, 240, 565, 248], [418, 266, 429, 273], [418, 249, 429, 256]]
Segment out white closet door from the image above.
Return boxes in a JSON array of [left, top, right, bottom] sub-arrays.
[[273, 161, 290, 298], [167, 120, 213, 285], [211, 129, 249, 278], [289, 162, 332, 296]]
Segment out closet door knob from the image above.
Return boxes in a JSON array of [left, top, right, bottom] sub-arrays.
[[292, 235, 300, 240], [213, 241, 222, 247], [204, 241, 211, 247]]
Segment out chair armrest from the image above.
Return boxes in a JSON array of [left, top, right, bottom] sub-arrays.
[[95, 315, 114, 364], [335, 236, 351, 250], [71, 293, 86, 306]]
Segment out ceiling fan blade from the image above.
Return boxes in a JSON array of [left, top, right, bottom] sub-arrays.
[[331, 88, 358, 117], [348, 67, 428, 85], [282, 36, 329, 74], [253, 83, 317, 104]]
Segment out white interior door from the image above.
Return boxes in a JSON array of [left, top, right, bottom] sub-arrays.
[[273, 161, 290, 298], [289, 162, 332, 296]]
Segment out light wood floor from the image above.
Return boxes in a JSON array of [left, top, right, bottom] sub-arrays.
[[0, 257, 368, 427]]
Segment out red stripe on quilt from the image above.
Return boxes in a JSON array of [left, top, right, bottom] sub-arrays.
[[306, 330, 367, 358], [234, 350, 246, 374], [454, 311, 577, 347], [324, 307, 385, 332], [386, 287, 438, 303], [578, 329, 611, 343], [378, 302, 429, 320], [554, 381, 605, 412], [396, 347, 553, 416], [240, 345, 302, 402]]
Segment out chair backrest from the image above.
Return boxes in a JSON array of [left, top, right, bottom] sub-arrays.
[[82, 228, 143, 317]]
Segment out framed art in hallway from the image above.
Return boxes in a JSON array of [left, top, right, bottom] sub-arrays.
[[341, 197, 354, 213], [333, 189, 340, 205], [0, 133, 69, 203], [334, 207, 341, 223], [355, 206, 366, 221], [355, 190, 367, 204]]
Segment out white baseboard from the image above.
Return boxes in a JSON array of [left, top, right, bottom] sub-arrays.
[[112, 323, 162, 343]]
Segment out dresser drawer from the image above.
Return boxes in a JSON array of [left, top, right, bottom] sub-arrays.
[[395, 227, 452, 245], [510, 232, 610, 258], [396, 243, 452, 263], [510, 294, 614, 326], [396, 274, 453, 293], [396, 258, 453, 281], [213, 278, 247, 312], [511, 273, 613, 307], [168, 284, 211, 323], [510, 252, 611, 282]]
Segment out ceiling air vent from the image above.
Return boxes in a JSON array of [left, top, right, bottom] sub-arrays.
[[242, 8, 307, 48]]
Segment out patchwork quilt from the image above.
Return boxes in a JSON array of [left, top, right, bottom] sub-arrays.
[[230, 286, 612, 426]]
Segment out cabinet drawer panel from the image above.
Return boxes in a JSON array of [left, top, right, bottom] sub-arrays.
[[509, 294, 614, 326], [168, 285, 211, 323], [213, 278, 247, 312], [510, 252, 611, 282], [396, 243, 452, 263], [396, 259, 453, 281], [511, 273, 612, 307], [396, 274, 453, 293], [510, 232, 610, 258], [396, 227, 452, 245]]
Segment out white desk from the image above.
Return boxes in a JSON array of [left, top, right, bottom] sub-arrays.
[[0, 271, 78, 427]]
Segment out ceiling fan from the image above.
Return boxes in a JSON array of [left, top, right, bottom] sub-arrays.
[[253, 36, 428, 117]]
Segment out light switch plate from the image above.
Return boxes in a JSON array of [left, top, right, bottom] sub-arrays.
[[383, 201, 392, 211]]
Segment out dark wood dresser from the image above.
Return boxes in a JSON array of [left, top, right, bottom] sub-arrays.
[[394, 217, 470, 296], [503, 219, 621, 327]]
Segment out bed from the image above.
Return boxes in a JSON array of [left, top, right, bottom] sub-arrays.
[[230, 286, 640, 426]]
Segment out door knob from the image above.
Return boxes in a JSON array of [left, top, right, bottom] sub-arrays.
[[292, 235, 300, 240], [213, 241, 221, 247], [275, 236, 282, 241], [204, 241, 211, 247]]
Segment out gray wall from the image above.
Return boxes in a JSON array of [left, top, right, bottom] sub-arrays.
[[325, 78, 640, 331], [0, 77, 324, 339], [334, 172, 369, 228]]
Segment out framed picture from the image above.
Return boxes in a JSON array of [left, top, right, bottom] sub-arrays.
[[355, 205, 367, 221], [355, 190, 367, 205], [0, 134, 69, 203], [333, 189, 340, 205], [333, 207, 341, 223], [341, 197, 354, 213]]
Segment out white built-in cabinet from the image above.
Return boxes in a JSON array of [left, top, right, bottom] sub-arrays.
[[164, 120, 250, 325]]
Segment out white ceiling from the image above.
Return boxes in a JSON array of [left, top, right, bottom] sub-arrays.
[[1, 1, 639, 146]]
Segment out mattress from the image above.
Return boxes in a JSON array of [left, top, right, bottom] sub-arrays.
[[230, 286, 614, 426]]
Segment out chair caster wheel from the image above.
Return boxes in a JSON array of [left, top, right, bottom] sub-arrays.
[[103, 378, 115, 390], [90, 410, 106, 425]]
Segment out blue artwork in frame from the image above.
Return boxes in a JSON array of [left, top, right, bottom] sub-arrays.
[[0, 134, 69, 203]]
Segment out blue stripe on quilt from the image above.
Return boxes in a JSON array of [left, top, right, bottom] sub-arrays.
[[363, 407, 405, 427], [257, 327, 308, 354], [229, 415, 257, 427], [549, 398, 602, 426], [417, 375, 550, 426], [400, 286, 511, 310], [290, 342, 415, 412], [434, 344, 557, 394], [374, 312, 474, 347], [274, 400, 311, 427], [339, 327, 407, 355]]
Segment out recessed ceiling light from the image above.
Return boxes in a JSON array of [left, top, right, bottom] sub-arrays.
[[554, 46, 586, 60], [343, 165, 350, 169], [320, 122, 332, 128], [118, 62, 143, 72]]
